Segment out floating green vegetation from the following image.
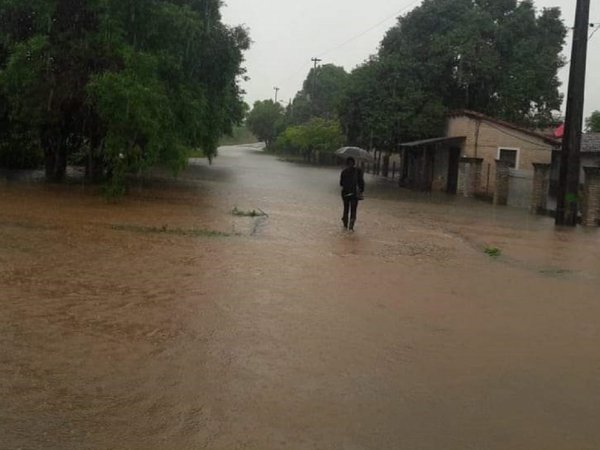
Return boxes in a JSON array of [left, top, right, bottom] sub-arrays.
[[484, 246, 502, 258], [111, 224, 234, 238], [231, 207, 268, 218], [539, 267, 572, 276]]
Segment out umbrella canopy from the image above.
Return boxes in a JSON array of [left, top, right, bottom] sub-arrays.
[[335, 146, 374, 163]]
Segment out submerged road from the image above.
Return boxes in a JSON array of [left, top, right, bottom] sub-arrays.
[[1, 144, 600, 449]]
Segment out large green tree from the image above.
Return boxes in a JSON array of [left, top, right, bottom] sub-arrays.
[[288, 64, 349, 125], [246, 100, 285, 148], [339, 57, 446, 149], [340, 0, 567, 149], [275, 118, 344, 158], [0, 0, 250, 184], [586, 111, 600, 133]]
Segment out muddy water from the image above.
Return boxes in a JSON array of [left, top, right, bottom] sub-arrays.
[[1, 145, 600, 449]]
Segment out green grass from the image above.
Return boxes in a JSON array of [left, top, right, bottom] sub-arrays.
[[111, 224, 235, 238]]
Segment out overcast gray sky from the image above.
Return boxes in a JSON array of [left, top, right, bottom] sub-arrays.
[[221, 0, 599, 120]]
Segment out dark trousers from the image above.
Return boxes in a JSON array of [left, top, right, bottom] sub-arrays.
[[342, 194, 358, 227]]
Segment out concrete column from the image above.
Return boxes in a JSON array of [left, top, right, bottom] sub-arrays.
[[458, 158, 483, 197], [469, 159, 482, 197], [582, 167, 600, 227], [457, 160, 468, 196], [494, 159, 511, 206], [530, 163, 551, 214]]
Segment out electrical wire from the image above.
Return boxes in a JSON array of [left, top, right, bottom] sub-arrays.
[[316, 0, 422, 59], [279, 0, 422, 87], [561, 24, 599, 66]]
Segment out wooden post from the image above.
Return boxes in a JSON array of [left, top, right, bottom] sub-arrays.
[[392, 161, 396, 179]]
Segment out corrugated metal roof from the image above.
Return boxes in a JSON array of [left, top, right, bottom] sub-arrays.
[[582, 133, 600, 153], [553, 134, 600, 153]]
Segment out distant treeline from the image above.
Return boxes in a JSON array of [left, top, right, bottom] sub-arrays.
[[247, 0, 567, 160]]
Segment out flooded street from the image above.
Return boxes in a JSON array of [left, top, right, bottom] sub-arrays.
[[2, 145, 600, 450]]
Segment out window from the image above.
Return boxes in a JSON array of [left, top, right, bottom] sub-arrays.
[[498, 148, 518, 169]]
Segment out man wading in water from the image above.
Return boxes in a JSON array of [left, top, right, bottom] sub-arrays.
[[340, 157, 365, 231]]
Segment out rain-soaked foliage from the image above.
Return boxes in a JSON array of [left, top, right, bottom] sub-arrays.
[[247, 64, 348, 157], [338, 0, 567, 149], [287, 64, 349, 126], [274, 118, 344, 159], [245, 99, 285, 148], [0, 0, 250, 184]]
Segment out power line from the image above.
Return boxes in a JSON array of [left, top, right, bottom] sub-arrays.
[[317, 0, 422, 59], [569, 22, 599, 30], [561, 24, 599, 66], [278, 1, 422, 90]]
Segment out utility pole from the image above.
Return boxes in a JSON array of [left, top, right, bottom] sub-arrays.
[[556, 0, 591, 226], [310, 57, 322, 100], [273, 86, 280, 103]]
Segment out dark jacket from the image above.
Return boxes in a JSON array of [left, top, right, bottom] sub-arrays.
[[340, 167, 365, 196]]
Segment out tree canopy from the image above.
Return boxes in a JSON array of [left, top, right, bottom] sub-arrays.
[[287, 64, 349, 125], [275, 118, 344, 157], [340, 0, 567, 149], [0, 0, 250, 185], [246, 100, 285, 148]]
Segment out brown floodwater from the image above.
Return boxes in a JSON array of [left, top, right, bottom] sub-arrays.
[[1, 144, 600, 449]]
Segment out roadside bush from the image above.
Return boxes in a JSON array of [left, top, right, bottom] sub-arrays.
[[275, 118, 344, 160]]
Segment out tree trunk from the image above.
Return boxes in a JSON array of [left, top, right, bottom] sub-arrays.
[[86, 153, 105, 182], [43, 131, 67, 184], [382, 153, 390, 177], [44, 146, 67, 183]]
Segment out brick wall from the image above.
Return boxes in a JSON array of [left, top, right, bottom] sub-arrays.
[[507, 169, 534, 209], [447, 116, 553, 196], [494, 160, 511, 206], [457, 158, 482, 197], [530, 163, 551, 214]]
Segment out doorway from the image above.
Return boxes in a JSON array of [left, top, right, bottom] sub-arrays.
[[447, 146, 460, 194]]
